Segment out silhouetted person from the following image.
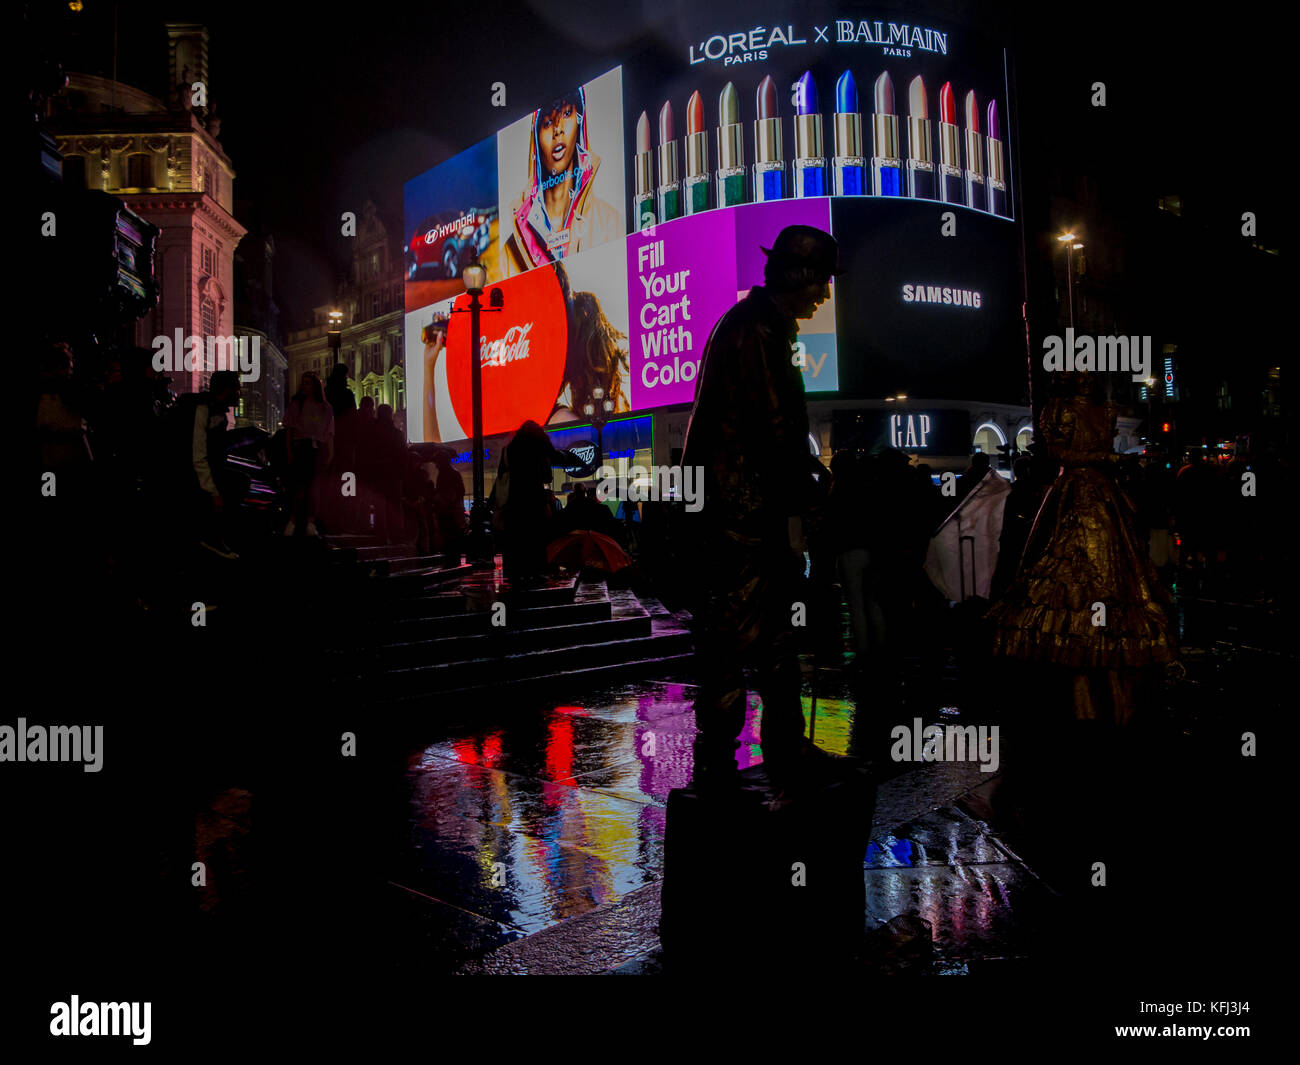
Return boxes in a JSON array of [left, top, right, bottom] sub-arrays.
[[325, 364, 358, 530], [283, 371, 334, 537], [955, 451, 991, 503], [173, 370, 242, 559], [682, 225, 841, 792], [991, 454, 1045, 601], [355, 396, 381, 535], [828, 450, 873, 667], [498, 420, 564, 588], [430, 449, 466, 558], [373, 404, 406, 543]]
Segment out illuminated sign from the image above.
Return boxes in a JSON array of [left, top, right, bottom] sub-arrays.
[[902, 284, 983, 309], [890, 412, 932, 448], [404, 10, 1021, 444]]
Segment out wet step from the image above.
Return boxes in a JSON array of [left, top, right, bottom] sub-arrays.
[[382, 575, 580, 619], [379, 627, 696, 699], [381, 582, 611, 641], [378, 591, 650, 668], [365, 560, 474, 585]]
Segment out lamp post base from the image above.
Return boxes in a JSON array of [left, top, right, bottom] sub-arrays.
[[467, 502, 495, 567]]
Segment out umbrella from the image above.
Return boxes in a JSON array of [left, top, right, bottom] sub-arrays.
[[547, 530, 632, 574]]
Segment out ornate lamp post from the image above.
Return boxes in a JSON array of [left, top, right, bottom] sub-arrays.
[[582, 386, 615, 465], [453, 264, 502, 565]]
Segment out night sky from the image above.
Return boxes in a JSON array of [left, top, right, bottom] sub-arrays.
[[33, 0, 1287, 331]]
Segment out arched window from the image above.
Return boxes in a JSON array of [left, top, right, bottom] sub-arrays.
[[201, 297, 217, 339], [973, 422, 1006, 455]]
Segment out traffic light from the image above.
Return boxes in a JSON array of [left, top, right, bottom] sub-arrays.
[[1161, 422, 1171, 434]]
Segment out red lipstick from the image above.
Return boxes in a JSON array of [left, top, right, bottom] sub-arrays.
[[963, 89, 987, 211], [684, 90, 709, 214], [937, 82, 963, 206], [754, 75, 785, 201], [657, 100, 682, 221]]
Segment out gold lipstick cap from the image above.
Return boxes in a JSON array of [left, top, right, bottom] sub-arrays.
[[718, 123, 744, 171], [939, 121, 961, 169], [685, 131, 709, 179], [793, 114, 823, 160], [872, 113, 899, 161], [833, 112, 862, 159], [635, 153, 653, 196], [907, 117, 932, 164], [965, 129, 984, 176], [987, 136, 1004, 186], [657, 140, 679, 186], [754, 118, 783, 164]]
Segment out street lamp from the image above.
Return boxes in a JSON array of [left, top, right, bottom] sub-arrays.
[[327, 308, 343, 370], [582, 386, 616, 465], [452, 263, 501, 566], [1056, 232, 1083, 329]]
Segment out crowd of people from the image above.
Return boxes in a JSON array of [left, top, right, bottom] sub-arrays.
[[34, 343, 468, 609]]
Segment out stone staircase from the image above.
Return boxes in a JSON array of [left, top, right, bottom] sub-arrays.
[[321, 536, 694, 699]]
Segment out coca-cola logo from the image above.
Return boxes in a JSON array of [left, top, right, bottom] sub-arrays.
[[480, 323, 533, 368], [444, 265, 567, 437]]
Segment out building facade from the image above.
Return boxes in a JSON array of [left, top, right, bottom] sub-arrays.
[[284, 202, 406, 421], [45, 23, 246, 396]]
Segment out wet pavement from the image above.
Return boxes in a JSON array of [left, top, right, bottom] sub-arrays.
[[372, 580, 1282, 976], [379, 666, 1049, 975]]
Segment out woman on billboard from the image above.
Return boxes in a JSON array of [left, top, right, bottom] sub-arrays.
[[547, 264, 630, 425], [503, 87, 620, 275]]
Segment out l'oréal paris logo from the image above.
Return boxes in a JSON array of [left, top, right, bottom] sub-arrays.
[[480, 323, 533, 369], [688, 21, 948, 66], [689, 25, 806, 66]]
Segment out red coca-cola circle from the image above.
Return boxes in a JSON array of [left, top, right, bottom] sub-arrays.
[[445, 266, 568, 437]]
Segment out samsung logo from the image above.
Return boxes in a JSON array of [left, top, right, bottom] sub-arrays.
[[902, 284, 982, 309]]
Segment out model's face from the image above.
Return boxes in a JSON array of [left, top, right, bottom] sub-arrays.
[[791, 278, 832, 320], [539, 104, 578, 175]]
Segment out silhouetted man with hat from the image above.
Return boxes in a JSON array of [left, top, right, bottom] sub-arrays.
[[683, 225, 842, 792]]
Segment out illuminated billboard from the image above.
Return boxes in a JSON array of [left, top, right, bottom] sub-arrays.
[[404, 7, 1021, 443]]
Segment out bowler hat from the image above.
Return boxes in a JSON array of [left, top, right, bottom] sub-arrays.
[[761, 225, 844, 277]]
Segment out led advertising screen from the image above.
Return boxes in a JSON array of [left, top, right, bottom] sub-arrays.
[[404, 6, 1022, 443]]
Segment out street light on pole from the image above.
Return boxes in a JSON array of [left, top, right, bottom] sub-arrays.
[[1056, 232, 1083, 329], [582, 386, 616, 464], [453, 263, 501, 566], [327, 308, 343, 372]]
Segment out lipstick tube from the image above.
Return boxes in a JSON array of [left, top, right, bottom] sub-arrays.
[[937, 83, 963, 206], [905, 75, 935, 200], [986, 99, 1007, 217], [657, 102, 682, 223], [633, 111, 655, 230], [831, 70, 865, 196], [870, 72, 902, 197], [683, 91, 709, 215], [791, 72, 827, 198], [715, 81, 746, 208], [963, 91, 986, 212], [753, 75, 785, 202]]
